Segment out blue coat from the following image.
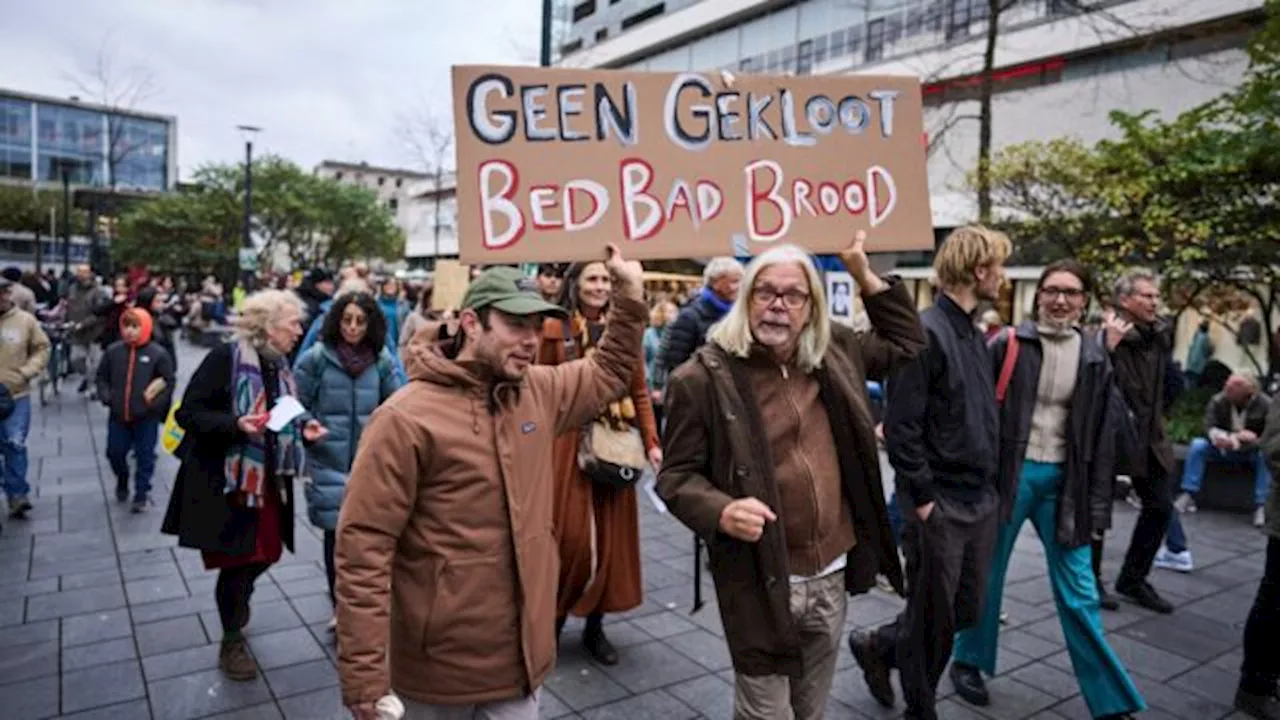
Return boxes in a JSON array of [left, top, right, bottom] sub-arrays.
[[294, 343, 403, 530], [294, 299, 407, 384]]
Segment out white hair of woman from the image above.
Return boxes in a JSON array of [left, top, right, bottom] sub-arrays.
[[706, 244, 831, 373], [234, 289, 304, 351]]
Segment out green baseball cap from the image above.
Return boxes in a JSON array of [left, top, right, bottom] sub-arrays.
[[461, 266, 567, 318]]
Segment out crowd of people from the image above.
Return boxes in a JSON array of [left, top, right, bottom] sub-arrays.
[[0, 228, 1277, 720]]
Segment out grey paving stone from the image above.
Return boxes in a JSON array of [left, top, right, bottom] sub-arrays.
[[246, 627, 326, 670], [539, 689, 575, 719], [974, 676, 1059, 720], [29, 554, 118, 581], [57, 698, 152, 719], [543, 655, 631, 711], [0, 576, 59, 599], [596, 639, 707, 694], [203, 600, 303, 639], [267, 563, 324, 583], [629, 610, 699, 639], [275, 577, 328, 600], [0, 618, 58, 647], [119, 549, 180, 582], [1046, 633, 1198, 683], [264, 658, 337, 699], [287, 593, 333, 625], [59, 569, 124, 592], [934, 698, 990, 719], [1173, 662, 1241, 709], [998, 628, 1064, 661], [62, 636, 137, 672], [135, 615, 208, 657], [665, 674, 734, 720], [140, 642, 221, 683], [124, 575, 190, 605], [201, 703, 284, 720], [1129, 673, 1230, 720], [276, 685, 345, 720], [129, 594, 219, 625], [0, 673, 59, 720], [62, 608, 132, 647], [26, 584, 127, 621], [1005, 577, 1057, 607], [1119, 612, 1240, 662], [149, 668, 273, 720], [579, 689, 698, 720], [0, 596, 24, 626], [61, 659, 146, 714], [1008, 661, 1080, 700], [0, 639, 60, 682], [664, 629, 734, 672]]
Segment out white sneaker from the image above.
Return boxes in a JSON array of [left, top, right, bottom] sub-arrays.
[[1254, 506, 1266, 528], [1153, 546, 1194, 573], [1174, 492, 1197, 514]]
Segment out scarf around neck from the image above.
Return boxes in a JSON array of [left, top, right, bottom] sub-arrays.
[[572, 310, 636, 429], [701, 286, 733, 317], [224, 340, 303, 508], [335, 341, 377, 378]]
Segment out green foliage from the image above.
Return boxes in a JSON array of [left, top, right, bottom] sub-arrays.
[[1166, 387, 1215, 446], [0, 185, 89, 236], [978, 2, 1280, 362], [113, 155, 404, 274]]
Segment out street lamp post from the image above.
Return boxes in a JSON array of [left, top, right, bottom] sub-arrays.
[[235, 125, 261, 295], [539, 0, 554, 67]]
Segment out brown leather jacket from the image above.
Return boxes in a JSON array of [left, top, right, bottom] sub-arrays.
[[334, 296, 647, 707], [657, 281, 925, 677]]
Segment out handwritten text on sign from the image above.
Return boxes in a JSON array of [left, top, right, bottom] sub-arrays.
[[451, 66, 932, 262]]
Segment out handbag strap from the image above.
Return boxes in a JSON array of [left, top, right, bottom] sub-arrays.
[[995, 326, 1019, 406]]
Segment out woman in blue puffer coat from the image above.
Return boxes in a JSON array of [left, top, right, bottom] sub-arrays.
[[294, 290, 402, 625]]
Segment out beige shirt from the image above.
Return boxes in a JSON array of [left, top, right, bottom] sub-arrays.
[[1026, 326, 1081, 463]]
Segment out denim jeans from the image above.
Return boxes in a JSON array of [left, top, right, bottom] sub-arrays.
[[106, 418, 160, 499], [1, 396, 32, 498], [1181, 437, 1273, 507]]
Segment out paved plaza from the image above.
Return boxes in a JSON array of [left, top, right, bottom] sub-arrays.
[[0, 340, 1268, 719]]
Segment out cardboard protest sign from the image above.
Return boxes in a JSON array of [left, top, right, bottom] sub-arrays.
[[431, 260, 471, 311], [452, 65, 932, 263]]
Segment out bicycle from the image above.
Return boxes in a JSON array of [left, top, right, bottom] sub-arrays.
[[37, 321, 75, 407]]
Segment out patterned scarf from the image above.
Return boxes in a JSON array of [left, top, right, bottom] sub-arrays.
[[572, 311, 636, 430], [224, 340, 304, 508]]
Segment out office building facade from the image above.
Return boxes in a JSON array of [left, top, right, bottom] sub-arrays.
[[0, 88, 176, 192], [557, 0, 1264, 226]]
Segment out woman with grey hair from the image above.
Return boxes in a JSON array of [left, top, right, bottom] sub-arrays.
[[162, 289, 329, 683]]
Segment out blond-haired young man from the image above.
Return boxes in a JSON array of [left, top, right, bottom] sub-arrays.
[[850, 225, 1012, 720]]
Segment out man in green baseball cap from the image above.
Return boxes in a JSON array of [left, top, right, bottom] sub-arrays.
[[338, 244, 649, 720]]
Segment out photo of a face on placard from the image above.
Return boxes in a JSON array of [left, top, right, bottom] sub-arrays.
[[451, 65, 934, 263], [827, 272, 855, 322]]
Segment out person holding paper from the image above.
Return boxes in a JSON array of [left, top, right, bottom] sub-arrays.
[[96, 308, 175, 513], [295, 291, 403, 629], [161, 289, 328, 683], [334, 248, 647, 720]]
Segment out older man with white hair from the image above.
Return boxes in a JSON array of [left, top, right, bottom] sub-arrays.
[[657, 233, 925, 720], [657, 256, 743, 380]]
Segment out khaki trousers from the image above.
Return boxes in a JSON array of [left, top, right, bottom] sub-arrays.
[[400, 690, 539, 720], [733, 571, 847, 720]]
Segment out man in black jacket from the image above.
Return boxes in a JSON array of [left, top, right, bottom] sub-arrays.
[[850, 225, 1010, 720], [656, 256, 742, 380], [1175, 374, 1272, 527], [1104, 268, 1178, 613]]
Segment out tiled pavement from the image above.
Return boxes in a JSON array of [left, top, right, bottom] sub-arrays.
[[0, 339, 1268, 719]]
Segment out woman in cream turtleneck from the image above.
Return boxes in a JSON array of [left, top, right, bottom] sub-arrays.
[[948, 260, 1146, 720]]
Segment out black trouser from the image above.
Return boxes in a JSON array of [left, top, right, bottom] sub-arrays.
[[323, 529, 336, 606], [1117, 465, 1173, 588], [215, 562, 272, 636], [1240, 536, 1280, 696], [873, 493, 999, 720]]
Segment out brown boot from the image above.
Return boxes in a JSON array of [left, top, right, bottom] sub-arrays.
[[219, 636, 258, 681]]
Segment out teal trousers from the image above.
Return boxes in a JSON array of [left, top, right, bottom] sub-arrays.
[[953, 461, 1146, 718]]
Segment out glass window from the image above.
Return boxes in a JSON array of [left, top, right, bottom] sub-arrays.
[[814, 34, 829, 64], [907, 5, 925, 36], [867, 19, 886, 62], [0, 98, 32, 180], [830, 28, 847, 57], [691, 30, 738, 70], [926, 1, 944, 31], [848, 23, 863, 53], [766, 50, 780, 72], [35, 103, 106, 185], [109, 116, 169, 190], [781, 44, 796, 73], [740, 9, 796, 57], [796, 39, 814, 75], [947, 0, 972, 40]]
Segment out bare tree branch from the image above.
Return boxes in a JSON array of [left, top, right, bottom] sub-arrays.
[[395, 103, 455, 173]]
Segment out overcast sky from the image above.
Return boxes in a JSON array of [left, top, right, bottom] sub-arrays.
[[0, 0, 543, 179]]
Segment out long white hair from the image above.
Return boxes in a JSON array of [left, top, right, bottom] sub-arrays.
[[706, 244, 831, 373]]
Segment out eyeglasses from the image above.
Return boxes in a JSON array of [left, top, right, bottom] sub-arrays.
[[1038, 287, 1086, 300], [751, 287, 810, 309]]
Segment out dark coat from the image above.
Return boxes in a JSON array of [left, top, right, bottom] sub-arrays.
[[96, 340, 175, 424], [989, 323, 1116, 547], [1110, 320, 1176, 478], [161, 343, 296, 556], [657, 281, 925, 678], [1203, 390, 1271, 438], [657, 293, 727, 381]]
